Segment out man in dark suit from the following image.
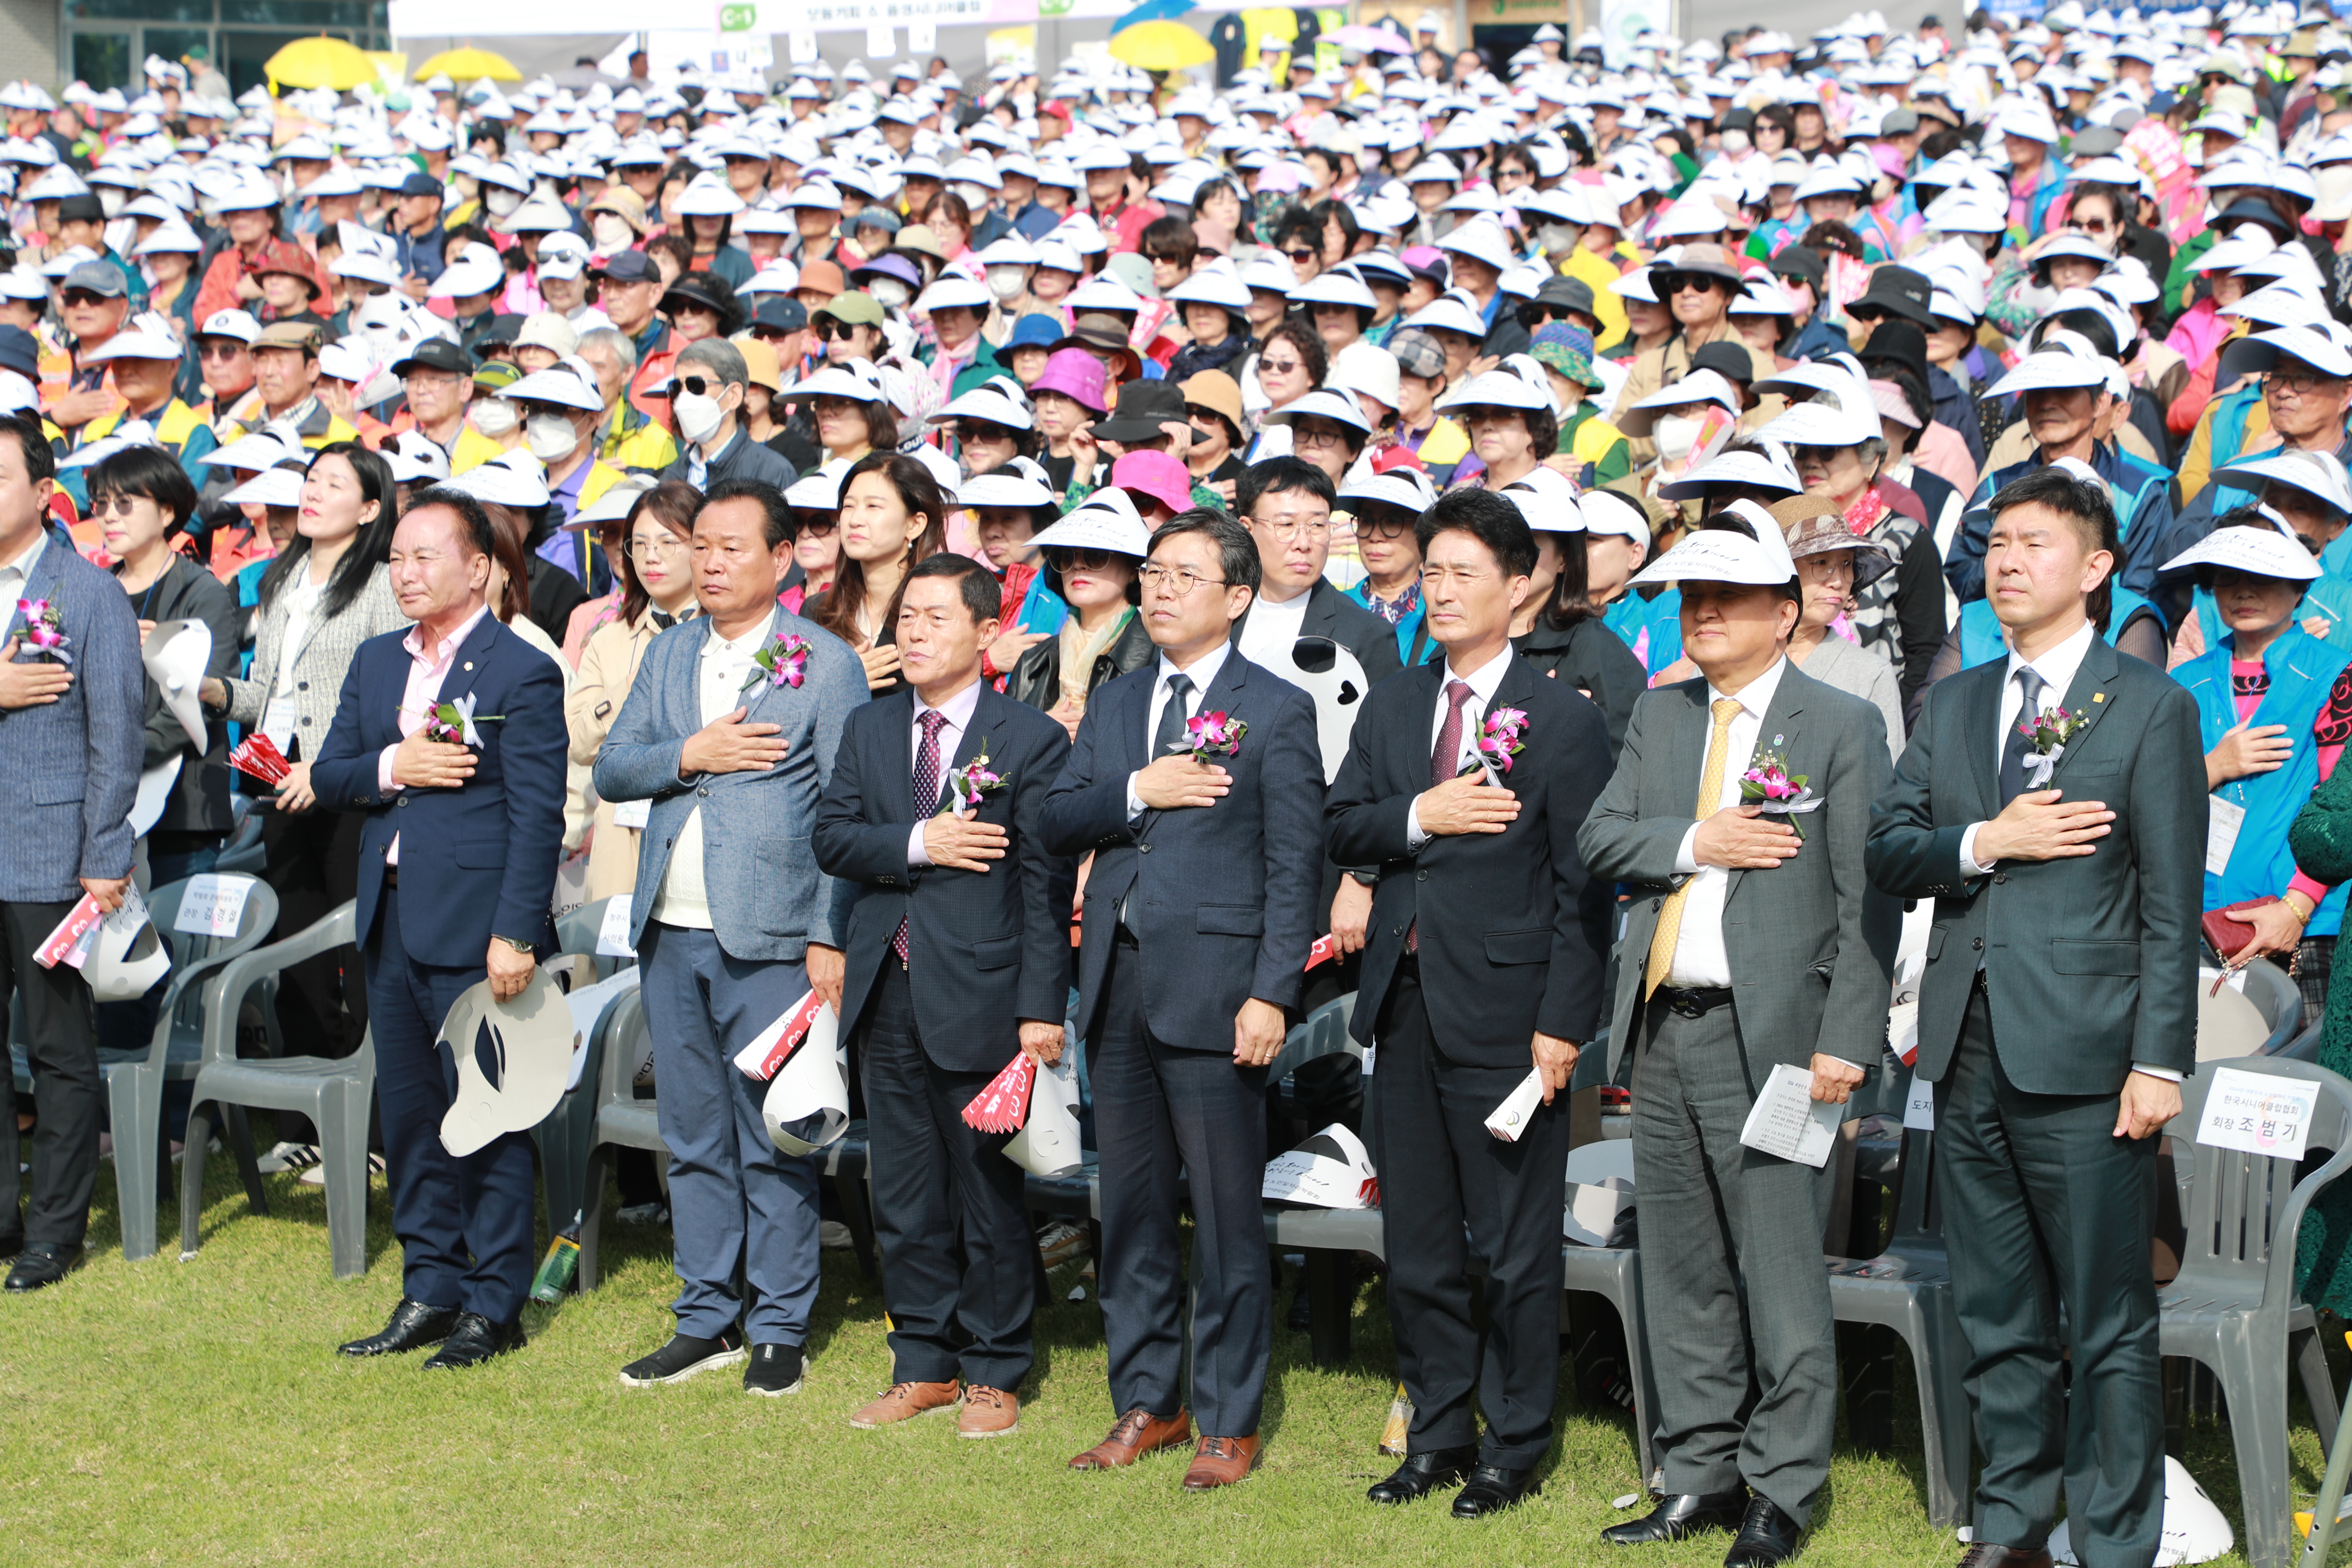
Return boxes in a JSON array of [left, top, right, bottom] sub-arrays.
[[1868, 466, 2202, 1568], [309, 486, 568, 1368], [1578, 502, 1894, 1565], [1041, 508, 1324, 1490], [1326, 487, 1615, 1516], [1231, 456, 1403, 977], [814, 553, 1074, 1441], [0, 413, 142, 1291]]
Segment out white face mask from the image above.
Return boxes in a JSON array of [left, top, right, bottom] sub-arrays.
[[591, 214, 634, 249], [1653, 413, 1700, 463], [484, 186, 522, 218], [674, 389, 725, 444], [952, 182, 992, 209], [471, 397, 519, 436], [868, 276, 911, 310], [1537, 223, 1578, 255], [525, 412, 579, 463], [1720, 129, 1752, 156], [986, 265, 1028, 300]]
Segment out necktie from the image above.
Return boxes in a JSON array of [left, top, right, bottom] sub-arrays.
[[1151, 671, 1194, 761], [1409, 681, 1479, 953], [1644, 698, 1744, 1000], [893, 708, 949, 965], [651, 609, 677, 630], [1997, 666, 2047, 807]]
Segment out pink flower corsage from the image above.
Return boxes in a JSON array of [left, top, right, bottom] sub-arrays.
[[15, 597, 69, 664], [742, 630, 812, 693], [2016, 708, 2087, 789], [1176, 710, 1246, 759], [1739, 741, 1819, 839], [939, 749, 1006, 815], [1457, 707, 1528, 779]]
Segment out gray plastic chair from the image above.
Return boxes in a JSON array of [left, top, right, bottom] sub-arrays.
[[1259, 996, 1372, 1367], [8, 876, 279, 1262], [533, 898, 634, 1252], [1824, 1103, 1975, 1529], [1560, 1158, 1663, 1486], [2236, 959, 2305, 1057], [2159, 1059, 2352, 1568], [576, 987, 659, 1292], [178, 902, 377, 1279]]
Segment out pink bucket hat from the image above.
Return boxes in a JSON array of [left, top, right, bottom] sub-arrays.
[[1110, 450, 1194, 517], [1029, 346, 1108, 413]]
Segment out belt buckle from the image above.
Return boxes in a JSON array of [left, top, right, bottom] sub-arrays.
[[1667, 991, 1703, 1020]]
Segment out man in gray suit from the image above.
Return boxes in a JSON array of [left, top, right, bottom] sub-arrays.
[[594, 477, 865, 1397], [1579, 503, 1891, 1566], [0, 412, 143, 1291], [1867, 466, 2202, 1568]]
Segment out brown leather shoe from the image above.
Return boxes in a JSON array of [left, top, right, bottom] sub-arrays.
[[847, 1379, 961, 1429], [1956, 1547, 2053, 1568], [958, 1385, 1020, 1440], [1068, 1406, 1192, 1469], [1182, 1433, 1264, 1491]]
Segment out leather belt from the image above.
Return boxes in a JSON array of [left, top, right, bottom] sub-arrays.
[[1651, 984, 1732, 1020]]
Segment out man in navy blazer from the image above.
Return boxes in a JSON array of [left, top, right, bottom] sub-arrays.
[[1041, 508, 1324, 1491], [1326, 487, 1615, 1516], [814, 553, 1075, 1439], [308, 487, 568, 1368], [594, 478, 866, 1399], [0, 414, 142, 1291]]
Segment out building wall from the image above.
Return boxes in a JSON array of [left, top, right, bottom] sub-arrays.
[[0, 0, 63, 89]]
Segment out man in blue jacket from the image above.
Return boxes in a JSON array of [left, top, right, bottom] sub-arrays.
[[595, 477, 865, 1399], [308, 486, 568, 1366]]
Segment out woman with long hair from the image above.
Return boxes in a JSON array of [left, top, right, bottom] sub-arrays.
[[196, 441, 402, 1087], [568, 479, 701, 900], [1499, 475, 1646, 753], [806, 450, 948, 694]]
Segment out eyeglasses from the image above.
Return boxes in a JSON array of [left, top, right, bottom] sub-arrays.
[[2077, 217, 2113, 234], [1358, 514, 1416, 539], [625, 534, 688, 561], [1139, 564, 1228, 595], [1291, 424, 1350, 450], [1285, 248, 1319, 264], [1259, 356, 1303, 377], [2270, 368, 2345, 396], [1253, 510, 1331, 537], [1047, 546, 1120, 572], [811, 395, 865, 417], [1657, 272, 1727, 296], [88, 494, 148, 517], [198, 341, 246, 359]]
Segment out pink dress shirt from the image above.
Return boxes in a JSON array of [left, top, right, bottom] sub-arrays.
[[377, 602, 493, 864]]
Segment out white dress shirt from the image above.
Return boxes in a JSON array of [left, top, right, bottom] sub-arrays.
[[1954, 617, 2177, 1082], [1405, 644, 1516, 850], [0, 530, 46, 609], [1124, 640, 1234, 819], [1663, 656, 1790, 989], [652, 616, 770, 929], [1234, 584, 1312, 679], [904, 677, 984, 867]]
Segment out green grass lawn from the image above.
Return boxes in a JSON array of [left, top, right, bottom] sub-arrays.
[[0, 1151, 2340, 1568]]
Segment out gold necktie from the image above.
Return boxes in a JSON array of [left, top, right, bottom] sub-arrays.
[[1645, 698, 1744, 1001]]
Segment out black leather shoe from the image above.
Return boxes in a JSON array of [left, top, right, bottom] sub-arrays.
[[1367, 1445, 1478, 1504], [421, 1312, 525, 1369], [1451, 1463, 1539, 1518], [4, 1244, 82, 1292], [1601, 1490, 1751, 1545], [337, 1297, 461, 1357], [1724, 1495, 1805, 1566]]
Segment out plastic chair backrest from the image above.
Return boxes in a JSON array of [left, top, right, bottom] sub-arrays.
[[551, 897, 621, 981], [1888, 1124, 1944, 1253], [1565, 1139, 1634, 1187], [2168, 1059, 2352, 1311], [197, 900, 356, 1066], [2235, 958, 2303, 1048], [597, 987, 649, 1111], [140, 874, 279, 1059], [1269, 994, 1360, 1081]]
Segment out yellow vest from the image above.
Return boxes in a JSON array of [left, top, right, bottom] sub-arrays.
[[87, 399, 207, 450], [1417, 417, 1472, 468], [449, 426, 508, 475], [601, 405, 678, 472], [1559, 247, 1631, 352], [1571, 413, 1627, 467]]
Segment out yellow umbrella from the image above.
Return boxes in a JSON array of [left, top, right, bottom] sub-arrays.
[[264, 35, 378, 91], [413, 46, 523, 83], [1107, 21, 1215, 72]]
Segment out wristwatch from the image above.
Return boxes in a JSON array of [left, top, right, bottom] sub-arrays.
[[1346, 869, 1379, 888], [493, 934, 536, 957]]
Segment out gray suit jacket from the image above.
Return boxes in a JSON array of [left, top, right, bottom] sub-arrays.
[[1864, 634, 2204, 1093], [594, 603, 864, 962], [1578, 661, 1893, 1084], [0, 536, 144, 902]]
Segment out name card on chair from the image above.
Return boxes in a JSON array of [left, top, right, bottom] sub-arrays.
[[596, 896, 637, 958], [175, 874, 251, 937], [2196, 1066, 2317, 1161]]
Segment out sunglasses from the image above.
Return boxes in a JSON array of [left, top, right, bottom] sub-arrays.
[[747, 325, 795, 342], [675, 374, 714, 398], [814, 319, 859, 341], [1285, 248, 1319, 264], [60, 289, 111, 308], [797, 515, 839, 536], [1047, 547, 1120, 572], [1657, 273, 1727, 296], [954, 420, 1017, 444]]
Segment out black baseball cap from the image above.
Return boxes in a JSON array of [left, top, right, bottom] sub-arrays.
[[751, 296, 809, 333], [1691, 341, 1756, 385], [397, 171, 441, 198], [1847, 265, 1933, 327], [595, 249, 660, 284], [393, 338, 469, 377], [56, 193, 103, 223], [1768, 244, 1825, 283]]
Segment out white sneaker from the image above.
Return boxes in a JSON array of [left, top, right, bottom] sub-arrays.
[[1038, 1220, 1089, 1268], [298, 1153, 386, 1188], [616, 1202, 669, 1226], [257, 1141, 320, 1175], [819, 1220, 854, 1249]]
